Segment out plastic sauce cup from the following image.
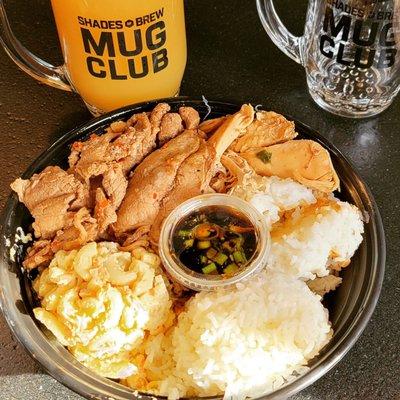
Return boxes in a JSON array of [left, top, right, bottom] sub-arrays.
[[159, 194, 271, 291]]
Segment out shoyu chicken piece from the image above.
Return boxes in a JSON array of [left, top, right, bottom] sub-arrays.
[[113, 130, 203, 236], [10, 166, 89, 239], [208, 104, 254, 159], [241, 140, 340, 193], [199, 116, 226, 134], [230, 111, 297, 152], [150, 140, 216, 243]]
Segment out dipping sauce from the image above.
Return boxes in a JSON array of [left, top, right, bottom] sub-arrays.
[[172, 206, 257, 276]]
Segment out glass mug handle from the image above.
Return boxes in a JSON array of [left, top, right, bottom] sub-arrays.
[[256, 0, 307, 65], [0, 1, 71, 91]]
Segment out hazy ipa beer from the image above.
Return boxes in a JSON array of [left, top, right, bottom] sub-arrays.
[[50, 0, 186, 112], [0, 0, 186, 114]]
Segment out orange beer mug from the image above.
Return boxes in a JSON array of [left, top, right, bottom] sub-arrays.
[[0, 0, 187, 114]]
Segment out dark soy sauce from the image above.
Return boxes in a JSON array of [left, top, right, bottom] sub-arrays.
[[172, 206, 257, 276]]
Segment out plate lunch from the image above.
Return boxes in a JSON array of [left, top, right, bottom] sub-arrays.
[[0, 98, 385, 400]]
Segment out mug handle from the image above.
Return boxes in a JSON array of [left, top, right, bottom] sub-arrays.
[[256, 0, 305, 65], [0, 1, 72, 91]]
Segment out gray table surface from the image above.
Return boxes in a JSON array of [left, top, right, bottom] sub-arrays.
[[0, 0, 399, 399]]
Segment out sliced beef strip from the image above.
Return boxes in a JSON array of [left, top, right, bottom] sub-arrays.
[[94, 188, 116, 235], [69, 131, 118, 178], [11, 166, 85, 211], [31, 194, 75, 239], [150, 140, 216, 243], [113, 130, 203, 236], [68, 112, 156, 236], [109, 112, 154, 174], [102, 163, 128, 208], [10, 166, 89, 239], [70, 111, 155, 181], [23, 240, 53, 270], [94, 163, 127, 235]]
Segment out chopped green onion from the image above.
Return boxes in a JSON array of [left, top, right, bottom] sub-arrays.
[[233, 251, 246, 264], [231, 236, 244, 248], [202, 263, 217, 274], [256, 150, 272, 164], [197, 240, 211, 250], [178, 229, 192, 237], [206, 248, 218, 259], [214, 252, 228, 265], [184, 239, 194, 248], [200, 255, 208, 264], [224, 263, 239, 275]]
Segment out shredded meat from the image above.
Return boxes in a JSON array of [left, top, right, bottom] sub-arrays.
[[23, 240, 53, 270], [208, 104, 254, 159], [12, 103, 260, 271], [93, 163, 128, 235], [31, 194, 75, 239], [94, 188, 116, 235], [109, 113, 154, 174], [198, 116, 226, 135], [118, 225, 150, 252], [210, 170, 237, 193]]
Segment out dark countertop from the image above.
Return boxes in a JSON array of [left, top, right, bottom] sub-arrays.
[[0, 0, 398, 399]]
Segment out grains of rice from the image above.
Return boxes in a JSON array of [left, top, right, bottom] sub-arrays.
[[229, 163, 316, 226], [231, 169, 364, 280], [268, 199, 364, 279], [134, 271, 332, 400]]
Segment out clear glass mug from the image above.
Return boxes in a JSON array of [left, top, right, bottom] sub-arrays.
[[0, 0, 187, 115], [256, 0, 400, 118]]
